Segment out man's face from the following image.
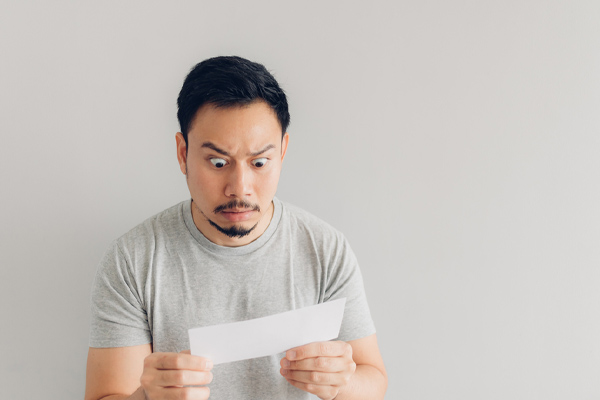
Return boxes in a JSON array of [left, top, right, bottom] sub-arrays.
[[176, 100, 289, 247]]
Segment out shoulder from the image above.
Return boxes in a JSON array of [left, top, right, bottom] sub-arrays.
[[93, 201, 190, 297], [113, 201, 188, 255], [280, 200, 340, 233], [278, 199, 348, 248]]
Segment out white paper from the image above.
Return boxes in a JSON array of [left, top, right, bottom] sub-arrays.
[[188, 298, 346, 365]]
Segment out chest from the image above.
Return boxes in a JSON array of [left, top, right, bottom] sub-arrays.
[[144, 248, 326, 352]]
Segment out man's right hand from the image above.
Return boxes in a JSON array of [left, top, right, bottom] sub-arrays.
[[140, 351, 213, 399]]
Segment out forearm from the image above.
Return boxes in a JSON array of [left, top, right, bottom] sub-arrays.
[[97, 387, 146, 400], [334, 364, 387, 400]]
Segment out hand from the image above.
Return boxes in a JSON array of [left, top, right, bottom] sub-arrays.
[[140, 350, 213, 399], [280, 341, 356, 400]]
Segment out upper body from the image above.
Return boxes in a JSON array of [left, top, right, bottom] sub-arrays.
[[89, 197, 377, 399], [85, 56, 387, 400]]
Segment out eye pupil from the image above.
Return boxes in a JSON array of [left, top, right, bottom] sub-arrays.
[[210, 158, 226, 168], [253, 158, 267, 168]]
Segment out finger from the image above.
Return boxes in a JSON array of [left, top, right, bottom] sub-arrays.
[[286, 341, 351, 361], [154, 369, 213, 387], [280, 369, 347, 386], [146, 352, 213, 371], [285, 378, 338, 400], [281, 356, 347, 372], [180, 349, 191, 355]]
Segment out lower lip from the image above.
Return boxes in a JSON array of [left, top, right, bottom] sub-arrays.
[[221, 210, 255, 222]]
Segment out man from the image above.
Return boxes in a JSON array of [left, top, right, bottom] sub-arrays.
[[85, 56, 387, 400]]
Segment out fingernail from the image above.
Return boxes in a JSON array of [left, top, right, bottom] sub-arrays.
[[281, 368, 288, 375], [206, 360, 213, 369], [282, 359, 290, 367], [287, 350, 296, 359]]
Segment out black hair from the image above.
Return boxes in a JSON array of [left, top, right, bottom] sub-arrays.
[[177, 56, 290, 145]]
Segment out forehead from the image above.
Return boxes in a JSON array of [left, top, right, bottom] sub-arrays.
[[188, 101, 282, 148]]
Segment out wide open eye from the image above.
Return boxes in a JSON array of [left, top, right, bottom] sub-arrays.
[[252, 158, 268, 168], [210, 158, 227, 168]]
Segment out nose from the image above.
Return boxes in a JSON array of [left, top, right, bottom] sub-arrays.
[[225, 163, 252, 198]]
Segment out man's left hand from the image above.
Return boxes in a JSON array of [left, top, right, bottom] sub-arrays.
[[280, 340, 356, 400]]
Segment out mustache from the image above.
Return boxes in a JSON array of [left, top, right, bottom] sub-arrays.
[[213, 199, 261, 214]]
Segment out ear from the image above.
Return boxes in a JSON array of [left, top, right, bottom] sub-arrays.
[[280, 132, 289, 162], [175, 132, 188, 175]]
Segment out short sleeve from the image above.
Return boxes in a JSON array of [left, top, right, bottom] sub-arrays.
[[324, 234, 376, 342], [89, 241, 152, 348]]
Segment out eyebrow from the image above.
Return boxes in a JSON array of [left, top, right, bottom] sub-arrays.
[[201, 142, 276, 157], [201, 142, 230, 156], [249, 144, 276, 157]]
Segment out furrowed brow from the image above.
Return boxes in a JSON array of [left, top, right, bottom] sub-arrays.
[[201, 142, 230, 156], [249, 144, 276, 157]]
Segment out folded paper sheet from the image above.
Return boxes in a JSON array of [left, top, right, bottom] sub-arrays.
[[188, 298, 346, 365]]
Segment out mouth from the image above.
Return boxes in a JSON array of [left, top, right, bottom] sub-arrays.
[[220, 209, 256, 222], [213, 199, 261, 222]]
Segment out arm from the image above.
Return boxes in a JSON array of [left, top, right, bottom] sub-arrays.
[[280, 333, 387, 400], [84, 344, 213, 400]]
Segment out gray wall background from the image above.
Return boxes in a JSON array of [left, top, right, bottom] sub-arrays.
[[1, 1, 599, 399]]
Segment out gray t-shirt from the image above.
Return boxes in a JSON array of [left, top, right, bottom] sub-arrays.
[[90, 197, 375, 399]]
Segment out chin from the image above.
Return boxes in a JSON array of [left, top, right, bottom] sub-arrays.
[[209, 219, 259, 238]]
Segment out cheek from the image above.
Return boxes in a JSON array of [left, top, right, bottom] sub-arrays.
[[256, 168, 281, 193], [188, 165, 220, 192]]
